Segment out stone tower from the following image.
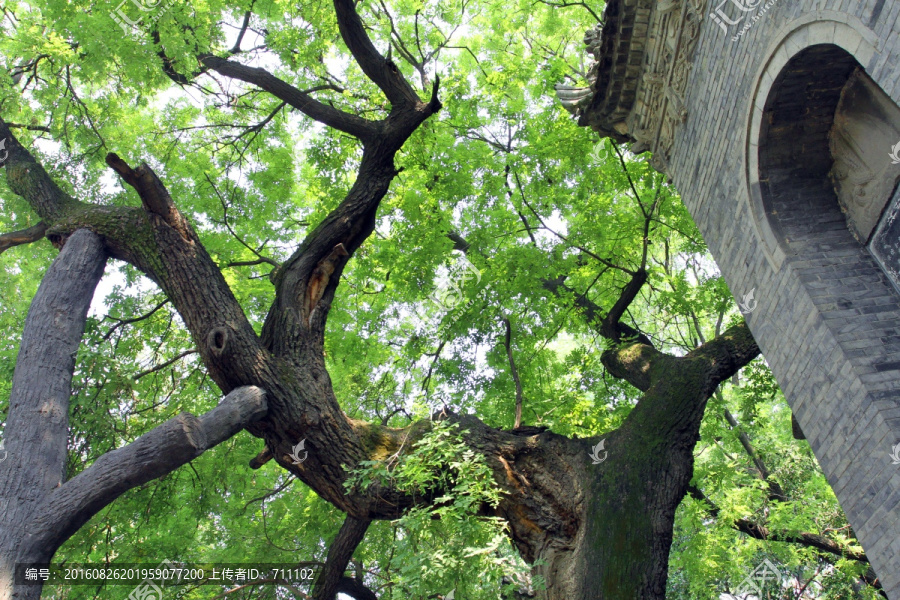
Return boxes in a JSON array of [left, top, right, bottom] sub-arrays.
[[559, 0, 900, 596]]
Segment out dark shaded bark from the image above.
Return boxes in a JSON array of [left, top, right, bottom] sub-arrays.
[[0, 222, 46, 256], [312, 515, 372, 600]]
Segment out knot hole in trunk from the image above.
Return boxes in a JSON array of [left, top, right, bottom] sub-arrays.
[[207, 326, 230, 356]]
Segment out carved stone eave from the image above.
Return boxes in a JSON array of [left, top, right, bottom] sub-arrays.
[[555, 0, 706, 173]]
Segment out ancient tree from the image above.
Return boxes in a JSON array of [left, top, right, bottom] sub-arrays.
[[0, 0, 880, 598]]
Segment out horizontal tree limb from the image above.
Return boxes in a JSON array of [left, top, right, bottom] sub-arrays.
[[0, 222, 47, 255], [19, 386, 268, 560], [200, 56, 377, 141], [686, 485, 869, 563]]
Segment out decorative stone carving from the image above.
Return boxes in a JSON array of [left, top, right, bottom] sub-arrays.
[[555, 0, 707, 174]]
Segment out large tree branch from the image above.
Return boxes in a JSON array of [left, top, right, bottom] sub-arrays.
[[18, 386, 268, 560], [0, 115, 375, 520], [260, 96, 440, 356], [0, 222, 47, 255], [105, 153, 191, 239], [0, 229, 107, 600], [199, 56, 378, 141], [332, 0, 421, 108], [600, 267, 647, 342], [684, 321, 760, 397], [0, 119, 80, 221]]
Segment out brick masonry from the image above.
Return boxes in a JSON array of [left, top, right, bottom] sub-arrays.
[[668, 0, 900, 596]]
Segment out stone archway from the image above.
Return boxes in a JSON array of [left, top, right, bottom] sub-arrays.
[[758, 43, 900, 279], [559, 2, 900, 594]]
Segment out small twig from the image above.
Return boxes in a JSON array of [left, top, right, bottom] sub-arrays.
[[134, 349, 198, 381], [103, 299, 170, 341], [205, 173, 281, 268], [241, 476, 295, 514], [533, 0, 603, 23], [512, 169, 635, 275]]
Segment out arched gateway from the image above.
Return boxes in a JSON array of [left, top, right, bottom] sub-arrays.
[[558, 2, 900, 597]]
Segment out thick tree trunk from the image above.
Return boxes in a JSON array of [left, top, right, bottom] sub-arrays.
[[492, 428, 696, 600], [0, 229, 107, 600], [491, 328, 759, 599]]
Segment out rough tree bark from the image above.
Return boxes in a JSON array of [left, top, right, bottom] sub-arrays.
[[0, 228, 268, 600], [0, 229, 107, 600]]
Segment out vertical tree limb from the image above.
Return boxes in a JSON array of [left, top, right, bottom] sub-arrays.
[[312, 515, 372, 600], [0, 229, 107, 600], [502, 317, 524, 429]]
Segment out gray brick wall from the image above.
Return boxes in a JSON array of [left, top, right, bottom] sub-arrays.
[[668, 0, 900, 596]]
